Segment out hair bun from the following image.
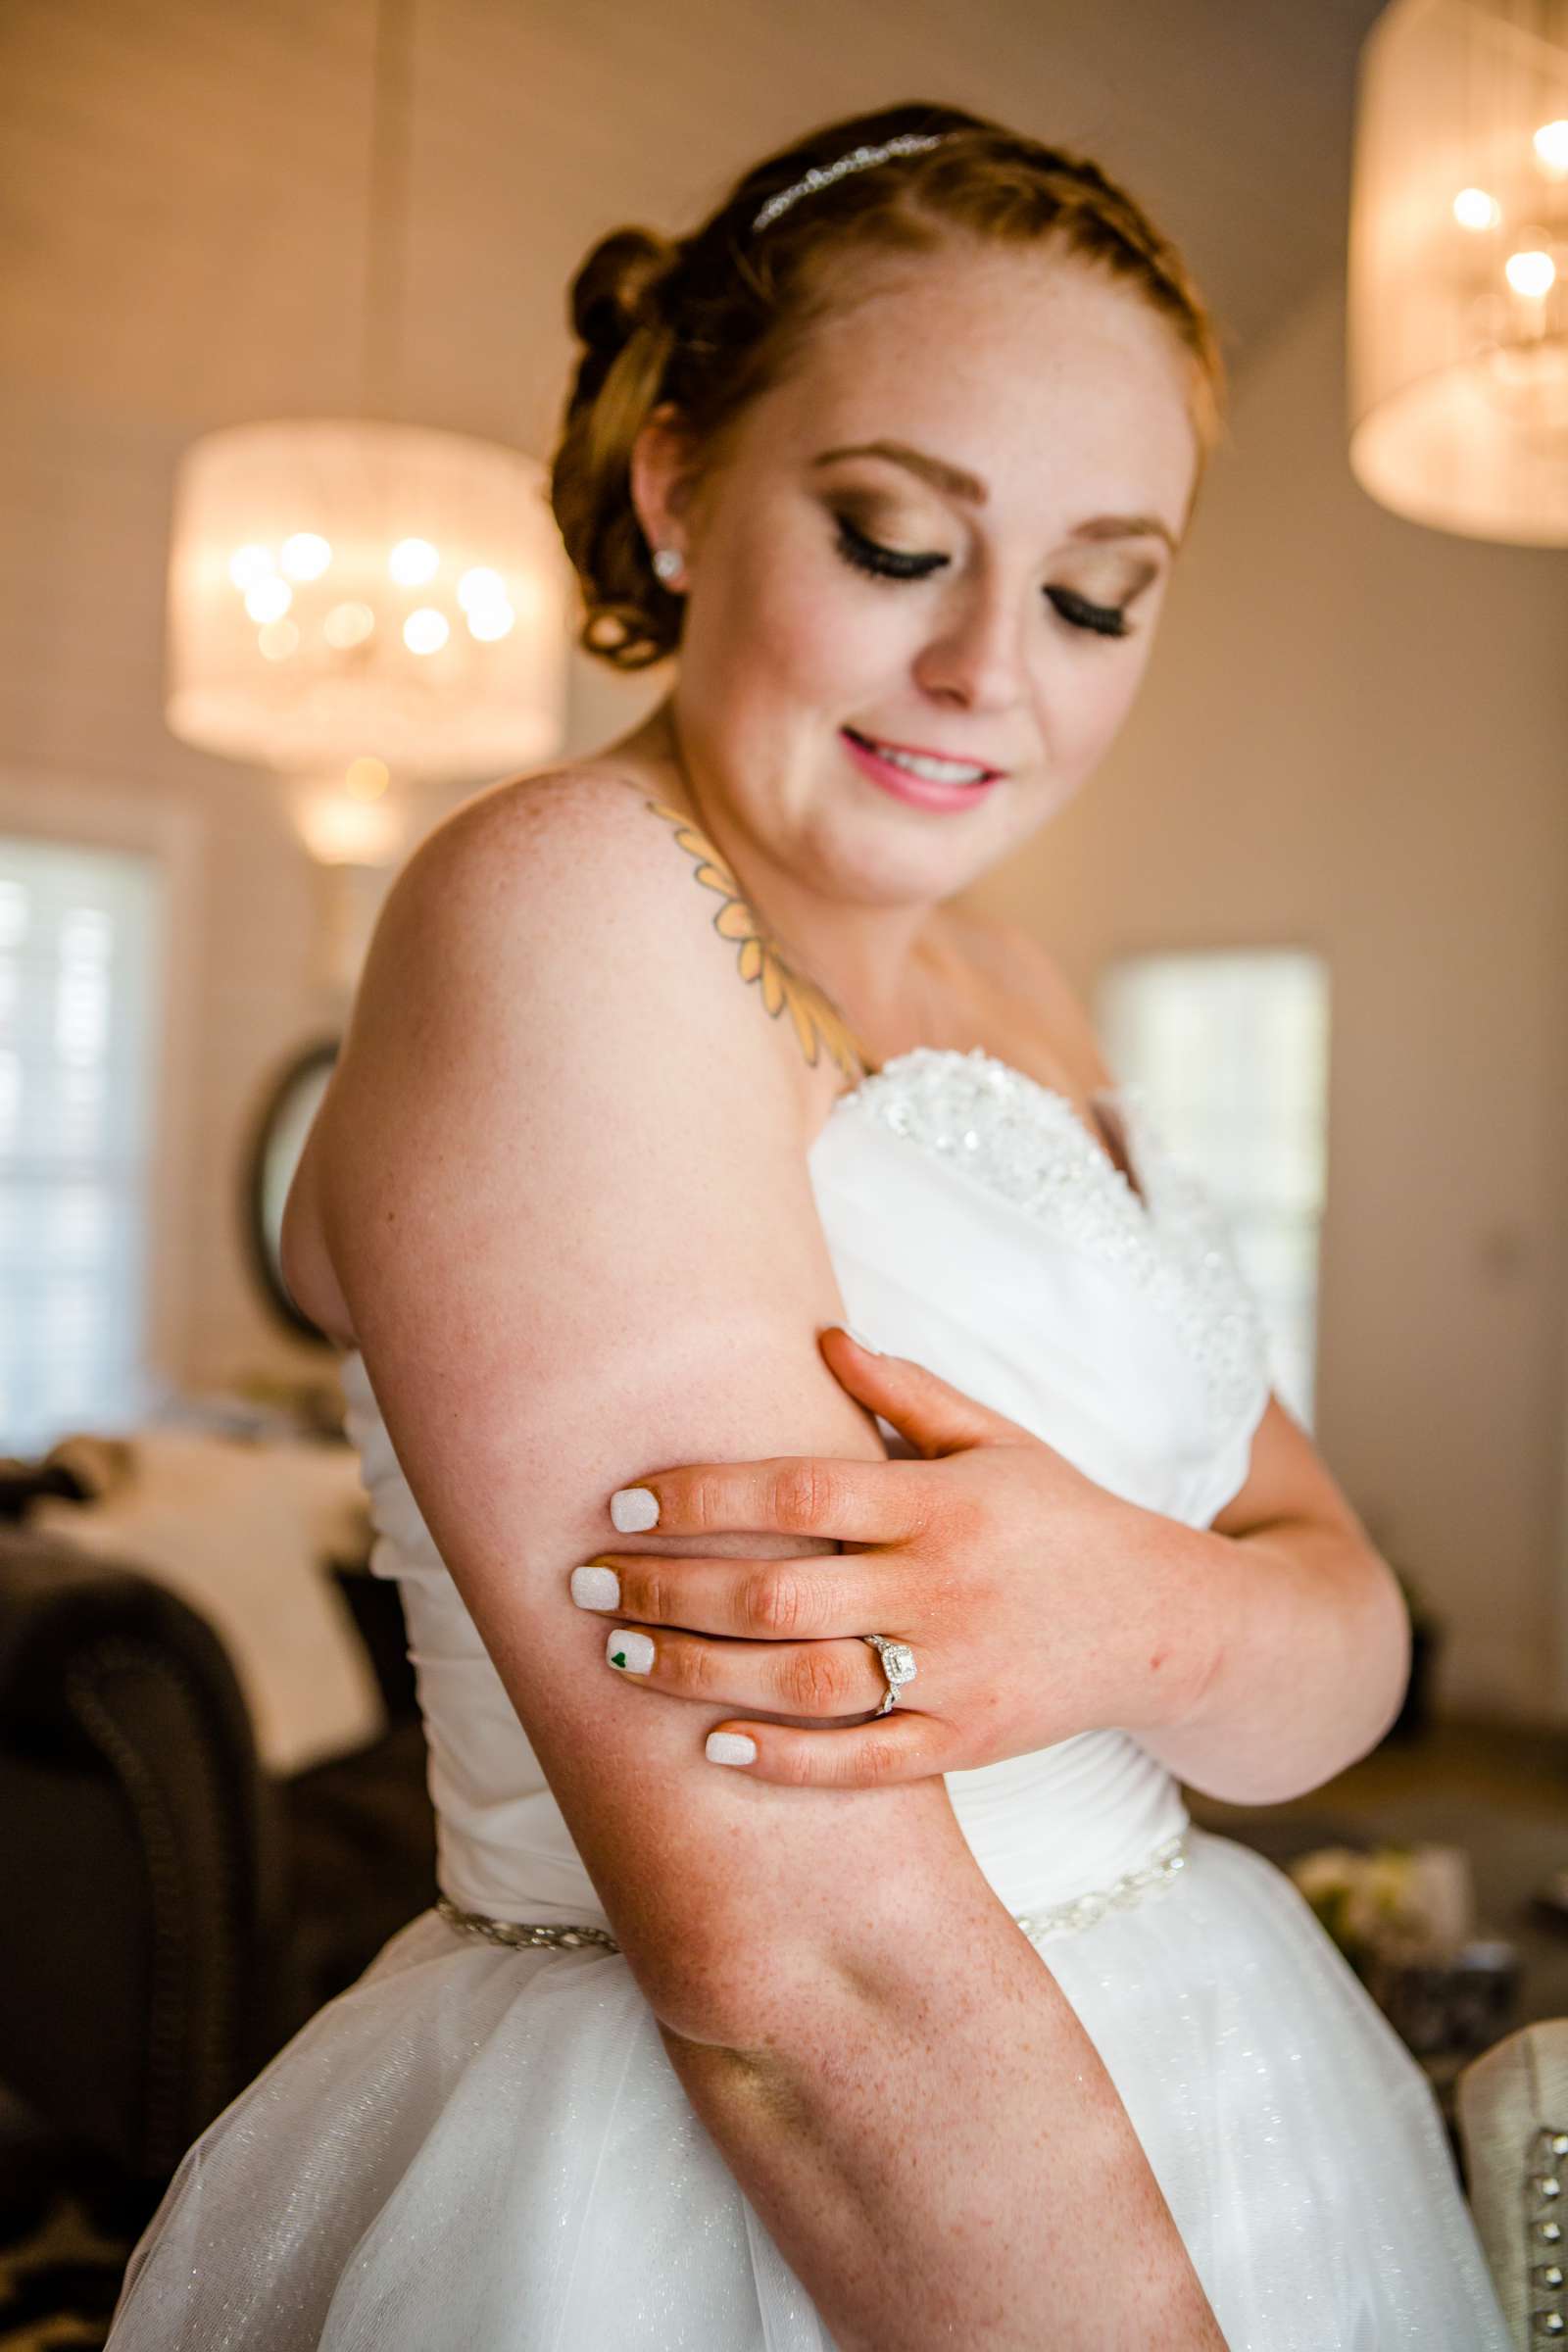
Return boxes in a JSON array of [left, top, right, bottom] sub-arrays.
[[569, 226, 676, 356]]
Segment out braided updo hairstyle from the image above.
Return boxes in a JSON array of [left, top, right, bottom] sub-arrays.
[[550, 100, 1228, 671]]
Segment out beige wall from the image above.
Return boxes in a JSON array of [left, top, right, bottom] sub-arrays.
[[964, 274, 1568, 1723]]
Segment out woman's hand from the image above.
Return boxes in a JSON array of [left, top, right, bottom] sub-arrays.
[[570, 1326, 1214, 1785]]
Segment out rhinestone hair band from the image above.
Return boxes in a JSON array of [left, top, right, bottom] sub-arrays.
[[751, 132, 952, 233]]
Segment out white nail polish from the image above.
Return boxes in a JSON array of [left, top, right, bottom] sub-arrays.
[[610, 1486, 659, 1533], [570, 1564, 620, 1610], [607, 1627, 655, 1674], [846, 1325, 882, 1354], [706, 1731, 758, 1766]]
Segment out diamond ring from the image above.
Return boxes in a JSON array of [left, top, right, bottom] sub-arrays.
[[860, 1633, 918, 1716]]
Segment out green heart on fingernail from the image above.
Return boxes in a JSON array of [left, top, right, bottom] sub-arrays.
[[612, 1650, 627, 1669]]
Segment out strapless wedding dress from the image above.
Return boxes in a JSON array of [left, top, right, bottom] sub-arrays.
[[106, 1047, 1509, 2349]]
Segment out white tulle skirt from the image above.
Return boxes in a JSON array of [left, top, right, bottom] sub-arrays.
[[105, 1827, 1510, 2350]]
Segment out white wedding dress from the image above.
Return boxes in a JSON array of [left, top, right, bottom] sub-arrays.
[[107, 1045, 1510, 2349]]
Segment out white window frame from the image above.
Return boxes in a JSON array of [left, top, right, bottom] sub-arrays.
[[0, 767, 203, 1437], [1095, 945, 1331, 1430]]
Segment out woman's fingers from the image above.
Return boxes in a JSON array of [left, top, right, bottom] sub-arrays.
[[701, 1709, 957, 1787], [600, 1328, 1039, 1544], [606, 1452, 930, 1545], [570, 1553, 888, 1641], [816, 1325, 1036, 1455], [602, 1626, 894, 1718]]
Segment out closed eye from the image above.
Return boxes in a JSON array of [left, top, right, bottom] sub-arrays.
[[1044, 586, 1133, 641], [830, 514, 1135, 639], [832, 512, 945, 583]]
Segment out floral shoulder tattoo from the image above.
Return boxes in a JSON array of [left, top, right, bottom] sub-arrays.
[[645, 798, 867, 1081]]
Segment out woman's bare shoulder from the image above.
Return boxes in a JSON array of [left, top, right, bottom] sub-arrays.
[[367, 762, 740, 1009], [394, 763, 861, 1103], [411, 759, 684, 873], [314, 760, 818, 1218]]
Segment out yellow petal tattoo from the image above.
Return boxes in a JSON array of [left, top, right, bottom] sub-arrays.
[[645, 797, 869, 1081]]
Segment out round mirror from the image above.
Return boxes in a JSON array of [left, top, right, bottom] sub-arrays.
[[242, 1036, 339, 1342]]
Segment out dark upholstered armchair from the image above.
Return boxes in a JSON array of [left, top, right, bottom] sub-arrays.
[[0, 1524, 435, 2215]]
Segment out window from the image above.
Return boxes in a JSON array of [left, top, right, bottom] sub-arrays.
[[0, 836, 166, 1451], [1096, 950, 1330, 1428]]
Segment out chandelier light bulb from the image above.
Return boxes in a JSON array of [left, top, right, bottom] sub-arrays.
[[457, 565, 507, 611], [280, 532, 332, 580], [244, 576, 293, 623], [228, 543, 274, 590], [322, 601, 375, 649], [1452, 186, 1501, 230], [466, 602, 514, 642], [389, 536, 439, 586], [1504, 247, 1556, 298], [403, 607, 449, 655], [344, 756, 390, 802], [258, 618, 299, 662], [292, 785, 405, 866], [1534, 118, 1568, 173]]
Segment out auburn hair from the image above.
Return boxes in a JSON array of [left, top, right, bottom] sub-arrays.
[[550, 99, 1228, 670]]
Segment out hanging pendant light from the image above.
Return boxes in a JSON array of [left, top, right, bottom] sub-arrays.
[[1348, 0, 1568, 543], [163, 0, 570, 847]]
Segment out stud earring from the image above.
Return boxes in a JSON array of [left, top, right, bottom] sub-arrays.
[[651, 546, 686, 587]]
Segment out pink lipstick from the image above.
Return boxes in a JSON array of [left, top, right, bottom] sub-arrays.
[[839, 728, 1003, 813]]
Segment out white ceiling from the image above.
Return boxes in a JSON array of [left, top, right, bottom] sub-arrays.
[[0, 0, 1387, 462]]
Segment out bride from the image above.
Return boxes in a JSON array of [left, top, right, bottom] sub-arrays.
[[107, 101, 1509, 2349]]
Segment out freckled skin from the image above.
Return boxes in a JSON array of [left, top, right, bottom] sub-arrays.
[[620, 241, 1200, 1053]]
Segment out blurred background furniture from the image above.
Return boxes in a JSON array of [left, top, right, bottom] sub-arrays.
[[0, 1520, 434, 2244]]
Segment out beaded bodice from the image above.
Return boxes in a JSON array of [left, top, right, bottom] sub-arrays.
[[340, 1044, 1273, 1936], [829, 1047, 1268, 1442]]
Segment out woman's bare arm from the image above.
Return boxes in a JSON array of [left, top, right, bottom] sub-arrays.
[[662, 1937, 1223, 2352], [314, 773, 1223, 2350]]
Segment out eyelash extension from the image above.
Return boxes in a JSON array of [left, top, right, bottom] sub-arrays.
[[833, 513, 945, 583], [1047, 586, 1132, 641], [831, 514, 1133, 639]]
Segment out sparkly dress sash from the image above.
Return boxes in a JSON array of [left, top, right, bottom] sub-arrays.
[[434, 1827, 1193, 1958]]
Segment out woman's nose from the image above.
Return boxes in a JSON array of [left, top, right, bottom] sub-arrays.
[[910, 580, 1031, 713]]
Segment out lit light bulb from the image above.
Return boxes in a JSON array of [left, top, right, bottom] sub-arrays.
[[1534, 120, 1568, 175], [258, 618, 299, 662], [1452, 187, 1500, 231], [280, 532, 331, 580], [345, 757, 390, 802], [293, 788, 403, 865], [245, 576, 293, 623], [466, 602, 514, 642], [1505, 248, 1556, 299], [457, 566, 508, 612], [323, 602, 375, 649], [404, 608, 450, 654], [228, 544, 274, 590], [389, 537, 439, 586]]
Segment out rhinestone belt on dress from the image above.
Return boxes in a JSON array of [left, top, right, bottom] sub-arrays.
[[435, 1829, 1190, 1956]]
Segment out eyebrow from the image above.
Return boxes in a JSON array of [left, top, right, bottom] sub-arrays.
[[810, 439, 1179, 554]]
